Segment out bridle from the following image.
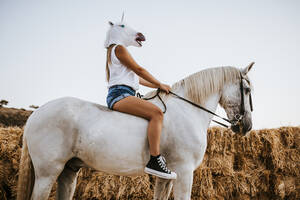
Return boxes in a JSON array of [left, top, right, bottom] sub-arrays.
[[234, 72, 253, 127], [138, 72, 253, 129]]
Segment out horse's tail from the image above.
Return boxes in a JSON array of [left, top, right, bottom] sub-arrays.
[[17, 136, 35, 200]]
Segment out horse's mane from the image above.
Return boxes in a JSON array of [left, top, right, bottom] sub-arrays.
[[144, 66, 241, 104]]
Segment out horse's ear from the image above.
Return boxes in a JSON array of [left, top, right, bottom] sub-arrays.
[[242, 62, 255, 75], [109, 21, 114, 26]]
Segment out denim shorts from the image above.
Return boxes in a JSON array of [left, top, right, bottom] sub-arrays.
[[106, 85, 136, 109]]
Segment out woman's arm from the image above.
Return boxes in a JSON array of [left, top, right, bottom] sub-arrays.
[[115, 45, 171, 92], [139, 77, 158, 88]]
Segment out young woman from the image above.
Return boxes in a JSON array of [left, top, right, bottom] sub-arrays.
[[104, 21, 177, 180]]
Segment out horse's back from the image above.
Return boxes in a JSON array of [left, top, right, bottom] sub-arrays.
[[25, 96, 147, 133], [24, 96, 150, 175]]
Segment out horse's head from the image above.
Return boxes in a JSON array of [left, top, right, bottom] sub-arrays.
[[104, 18, 145, 48], [220, 62, 255, 135]]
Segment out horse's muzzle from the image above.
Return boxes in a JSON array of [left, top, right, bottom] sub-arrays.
[[231, 117, 252, 135]]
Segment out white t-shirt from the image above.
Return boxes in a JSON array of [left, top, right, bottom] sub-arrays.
[[107, 45, 139, 91]]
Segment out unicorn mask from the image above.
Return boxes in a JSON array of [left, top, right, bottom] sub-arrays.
[[104, 15, 145, 48]]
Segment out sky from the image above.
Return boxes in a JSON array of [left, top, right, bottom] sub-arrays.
[[0, 0, 299, 129]]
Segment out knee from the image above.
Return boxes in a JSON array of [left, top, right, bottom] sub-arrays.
[[150, 108, 164, 121]]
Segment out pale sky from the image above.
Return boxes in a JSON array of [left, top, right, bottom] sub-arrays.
[[1, 0, 299, 129]]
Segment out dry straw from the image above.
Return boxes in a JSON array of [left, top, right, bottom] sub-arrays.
[[0, 126, 299, 199]]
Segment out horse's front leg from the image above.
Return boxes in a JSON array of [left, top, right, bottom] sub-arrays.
[[153, 177, 173, 200], [172, 167, 194, 200]]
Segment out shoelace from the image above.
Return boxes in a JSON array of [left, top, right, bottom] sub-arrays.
[[157, 156, 171, 173]]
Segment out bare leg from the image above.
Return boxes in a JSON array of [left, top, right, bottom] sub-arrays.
[[113, 96, 163, 156], [114, 96, 177, 180]]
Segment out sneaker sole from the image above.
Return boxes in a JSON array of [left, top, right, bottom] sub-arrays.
[[144, 167, 177, 180]]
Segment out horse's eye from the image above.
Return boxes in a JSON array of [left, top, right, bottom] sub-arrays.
[[119, 25, 125, 28]]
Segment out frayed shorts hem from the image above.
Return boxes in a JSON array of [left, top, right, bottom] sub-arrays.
[[107, 93, 131, 109], [106, 85, 136, 109]]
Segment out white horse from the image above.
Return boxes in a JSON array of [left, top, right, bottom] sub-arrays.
[[17, 64, 254, 200], [17, 20, 254, 200]]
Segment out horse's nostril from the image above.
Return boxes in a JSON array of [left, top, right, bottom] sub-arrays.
[[247, 124, 252, 132], [242, 124, 252, 135]]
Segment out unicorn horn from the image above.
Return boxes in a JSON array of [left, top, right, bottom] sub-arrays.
[[121, 12, 125, 22]]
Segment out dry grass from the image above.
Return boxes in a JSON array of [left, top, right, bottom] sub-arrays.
[[0, 107, 32, 127], [0, 126, 299, 199], [0, 126, 23, 200]]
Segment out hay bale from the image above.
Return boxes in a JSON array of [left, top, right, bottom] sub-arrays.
[[74, 169, 153, 200], [0, 127, 23, 200], [0, 126, 299, 199]]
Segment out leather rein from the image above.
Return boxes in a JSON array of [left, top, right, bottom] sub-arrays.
[[138, 72, 253, 128]]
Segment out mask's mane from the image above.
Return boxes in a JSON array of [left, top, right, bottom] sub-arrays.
[[144, 66, 241, 104]]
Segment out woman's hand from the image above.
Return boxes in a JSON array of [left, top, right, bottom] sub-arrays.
[[159, 83, 171, 94]]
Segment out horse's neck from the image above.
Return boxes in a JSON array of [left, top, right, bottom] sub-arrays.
[[176, 86, 220, 130], [201, 94, 220, 126]]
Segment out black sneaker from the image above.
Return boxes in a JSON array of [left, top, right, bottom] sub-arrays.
[[144, 155, 177, 179]]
